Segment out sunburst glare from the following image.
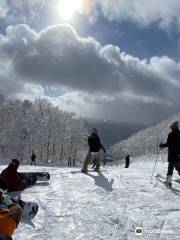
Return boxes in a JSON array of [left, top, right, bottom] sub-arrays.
[[58, 0, 83, 21]]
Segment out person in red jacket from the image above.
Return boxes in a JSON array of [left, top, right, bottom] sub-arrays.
[[0, 159, 36, 192], [0, 159, 26, 192]]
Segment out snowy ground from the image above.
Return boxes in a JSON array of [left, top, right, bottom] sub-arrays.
[[1, 157, 180, 240]]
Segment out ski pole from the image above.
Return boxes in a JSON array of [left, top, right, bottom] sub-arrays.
[[150, 153, 159, 184], [150, 136, 161, 184]]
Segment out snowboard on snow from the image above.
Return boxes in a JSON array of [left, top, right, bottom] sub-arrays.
[[20, 172, 50, 181], [21, 200, 38, 220], [1, 196, 38, 220]]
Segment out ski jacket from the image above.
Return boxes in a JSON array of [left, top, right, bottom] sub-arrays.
[[0, 163, 26, 192], [88, 133, 105, 152], [162, 129, 180, 163], [0, 202, 22, 237]]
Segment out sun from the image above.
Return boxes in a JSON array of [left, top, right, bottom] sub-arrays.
[[58, 0, 83, 21]]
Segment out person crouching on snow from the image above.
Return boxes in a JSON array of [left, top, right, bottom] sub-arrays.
[[81, 128, 106, 173], [0, 159, 36, 192], [159, 121, 180, 187], [0, 178, 22, 239]]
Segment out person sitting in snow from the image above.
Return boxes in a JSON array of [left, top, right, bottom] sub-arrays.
[[81, 128, 106, 173], [0, 159, 36, 192], [0, 178, 22, 239], [159, 121, 180, 187]]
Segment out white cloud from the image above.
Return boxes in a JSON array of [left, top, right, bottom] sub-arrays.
[[84, 0, 180, 29], [0, 0, 46, 23], [0, 0, 9, 18]]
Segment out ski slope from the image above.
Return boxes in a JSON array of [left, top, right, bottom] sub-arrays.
[[1, 158, 180, 240]]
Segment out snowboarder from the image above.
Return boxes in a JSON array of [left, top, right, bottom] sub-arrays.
[[0, 178, 22, 239], [81, 128, 106, 173], [30, 151, 37, 166], [0, 159, 36, 192], [159, 121, 180, 187], [125, 154, 130, 168]]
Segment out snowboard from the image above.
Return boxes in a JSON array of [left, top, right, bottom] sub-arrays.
[[21, 200, 38, 220], [20, 172, 50, 181], [1, 196, 38, 220]]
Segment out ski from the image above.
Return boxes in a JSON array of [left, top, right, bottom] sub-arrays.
[[156, 174, 180, 184], [155, 175, 180, 195]]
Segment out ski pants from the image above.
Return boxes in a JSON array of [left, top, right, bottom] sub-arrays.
[[167, 162, 180, 176], [83, 151, 101, 171]]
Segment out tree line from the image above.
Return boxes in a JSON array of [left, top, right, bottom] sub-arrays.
[[0, 94, 88, 165]]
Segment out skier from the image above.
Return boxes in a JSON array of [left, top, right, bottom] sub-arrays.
[[30, 151, 37, 166], [0, 159, 36, 192], [81, 128, 106, 173], [0, 178, 22, 239], [125, 154, 130, 168], [159, 121, 180, 187]]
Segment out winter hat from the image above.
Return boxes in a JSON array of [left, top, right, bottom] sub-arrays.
[[0, 178, 7, 193], [11, 159, 20, 168], [92, 128, 98, 134], [170, 121, 179, 129]]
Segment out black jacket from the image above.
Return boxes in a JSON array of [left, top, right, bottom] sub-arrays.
[[162, 129, 180, 163], [88, 133, 105, 152]]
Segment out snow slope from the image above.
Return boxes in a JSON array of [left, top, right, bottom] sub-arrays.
[[111, 112, 180, 159], [1, 157, 180, 240]]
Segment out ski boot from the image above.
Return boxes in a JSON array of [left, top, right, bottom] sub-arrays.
[[164, 175, 172, 187], [94, 168, 100, 172]]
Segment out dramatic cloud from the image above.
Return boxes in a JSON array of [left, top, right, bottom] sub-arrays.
[[83, 0, 180, 30], [0, 0, 46, 23], [0, 23, 180, 123]]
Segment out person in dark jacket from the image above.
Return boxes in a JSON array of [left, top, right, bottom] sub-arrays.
[[81, 128, 106, 173], [125, 154, 130, 168], [0, 159, 36, 192], [159, 121, 180, 186], [30, 151, 37, 166]]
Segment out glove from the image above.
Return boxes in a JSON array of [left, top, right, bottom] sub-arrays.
[[159, 143, 164, 149]]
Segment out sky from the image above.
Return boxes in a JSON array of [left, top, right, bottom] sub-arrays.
[[0, 0, 180, 124]]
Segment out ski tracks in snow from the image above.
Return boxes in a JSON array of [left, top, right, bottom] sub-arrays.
[[7, 163, 180, 240]]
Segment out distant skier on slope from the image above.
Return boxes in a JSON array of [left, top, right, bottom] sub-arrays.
[[159, 121, 180, 187], [125, 154, 130, 168], [30, 151, 37, 166], [81, 128, 106, 173]]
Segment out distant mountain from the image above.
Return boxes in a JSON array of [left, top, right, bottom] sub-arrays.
[[111, 112, 180, 160], [84, 118, 148, 148]]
